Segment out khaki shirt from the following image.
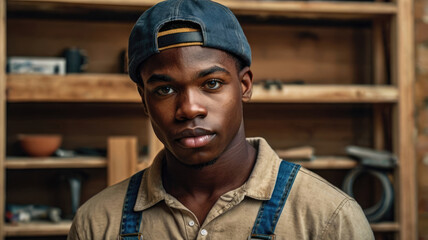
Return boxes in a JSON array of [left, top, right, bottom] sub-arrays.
[[68, 138, 374, 240]]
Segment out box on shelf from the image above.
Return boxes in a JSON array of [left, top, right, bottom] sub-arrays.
[[7, 57, 66, 75]]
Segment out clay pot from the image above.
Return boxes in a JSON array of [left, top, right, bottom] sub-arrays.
[[18, 134, 62, 157]]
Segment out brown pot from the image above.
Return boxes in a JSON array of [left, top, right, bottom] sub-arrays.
[[18, 134, 62, 157]]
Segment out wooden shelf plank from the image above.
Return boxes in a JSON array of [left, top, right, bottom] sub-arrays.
[[370, 222, 400, 232], [6, 73, 141, 102], [7, 0, 397, 18], [7, 74, 399, 103], [4, 220, 72, 236], [5, 156, 107, 169], [288, 156, 358, 169], [251, 84, 398, 103]]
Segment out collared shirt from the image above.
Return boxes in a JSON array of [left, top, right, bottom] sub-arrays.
[[68, 137, 374, 240]]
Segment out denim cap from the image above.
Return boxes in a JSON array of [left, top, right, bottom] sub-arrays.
[[128, 0, 252, 84]]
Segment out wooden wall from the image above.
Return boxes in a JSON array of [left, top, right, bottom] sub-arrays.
[[415, 0, 428, 237]]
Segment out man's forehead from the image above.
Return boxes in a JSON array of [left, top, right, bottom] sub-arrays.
[[141, 46, 234, 74]]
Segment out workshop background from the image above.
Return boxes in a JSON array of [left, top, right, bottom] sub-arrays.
[[416, 0, 428, 238], [0, 0, 425, 239]]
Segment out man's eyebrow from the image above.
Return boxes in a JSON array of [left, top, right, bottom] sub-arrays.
[[198, 66, 230, 78], [146, 74, 174, 84]]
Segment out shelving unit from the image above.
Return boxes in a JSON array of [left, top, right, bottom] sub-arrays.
[[5, 157, 107, 169], [0, 0, 416, 239], [6, 74, 399, 103], [3, 221, 73, 237]]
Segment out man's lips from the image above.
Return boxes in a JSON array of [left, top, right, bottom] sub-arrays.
[[175, 128, 216, 148]]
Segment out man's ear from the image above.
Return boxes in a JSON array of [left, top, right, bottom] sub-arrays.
[[240, 67, 253, 103], [137, 84, 149, 116]]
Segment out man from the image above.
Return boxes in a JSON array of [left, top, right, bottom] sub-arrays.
[[68, 0, 374, 239]]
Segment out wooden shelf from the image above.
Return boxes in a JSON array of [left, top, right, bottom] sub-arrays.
[[289, 156, 359, 169], [6, 74, 140, 103], [251, 84, 399, 103], [370, 222, 400, 232], [6, 74, 398, 103], [2, 220, 399, 236], [4, 220, 72, 237], [6, 0, 397, 19], [5, 156, 107, 169]]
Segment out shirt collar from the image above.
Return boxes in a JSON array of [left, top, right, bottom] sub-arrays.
[[134, 137, 281, 211]]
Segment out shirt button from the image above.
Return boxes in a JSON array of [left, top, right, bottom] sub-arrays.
[[188, 220, 195, 226], [201, 229, 208, 236]]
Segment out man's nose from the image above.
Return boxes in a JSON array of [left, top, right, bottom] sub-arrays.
[[175, 89, 208, 121]]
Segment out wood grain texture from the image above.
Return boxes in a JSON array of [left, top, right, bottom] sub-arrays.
[[251, 85, 398, 103], [372, 21, 387, 151], [7, 74, 140, 102], [246, 24, 372, 85], [396, 0, 417, 237], [5, 157, 107, 169], [107, 136, 138, 186], [0, 0, 6, 238], [4, 220, 72, 237], [6, 0, 397, 18], [291, 156, 358, 169], [244, 104, 373, 156], [6, 75, 398, 103]]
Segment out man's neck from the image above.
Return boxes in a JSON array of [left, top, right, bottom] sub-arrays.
[[162, 129, 257, 201]]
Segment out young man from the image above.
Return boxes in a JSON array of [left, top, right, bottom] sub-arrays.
[[68, 0, 374, 239]]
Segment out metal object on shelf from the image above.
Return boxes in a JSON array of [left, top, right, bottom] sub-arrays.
[[342, 146, 397, 222], [68, 175, 82, 215], [346, 146, 398, 169], [61, 172, 84, 216], [342, 167, 394, 223], [5, 204, 62, 223]]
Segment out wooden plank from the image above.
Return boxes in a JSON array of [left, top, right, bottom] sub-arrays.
[[370, 222, 400, 232], [5, 157, 107, 169], [244, 103, 373, 156], [250, 85, 398, 103], [6, 0, 397, 18], [246, 24, 372, 85], [4, 220, 71, 236], [7, 74, 140, 102], [291, 156, 358, 169], [7, 75, 399, 103], [0, 0, 6, 239], [396, 0, 417, 237], [372, 20, 387, 151], [107, 136, 138, 186]]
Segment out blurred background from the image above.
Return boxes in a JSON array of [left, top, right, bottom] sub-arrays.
[[0, 0, 426, 239]]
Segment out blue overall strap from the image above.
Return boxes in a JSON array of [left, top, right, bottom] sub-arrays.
[[119, 170, 145, 240], [251, 161, 301, 240]]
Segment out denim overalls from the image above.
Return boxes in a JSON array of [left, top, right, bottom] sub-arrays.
[[118, 161, 300, 240]]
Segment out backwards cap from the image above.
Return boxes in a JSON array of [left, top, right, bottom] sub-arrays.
[[128, 0, 252, 84]]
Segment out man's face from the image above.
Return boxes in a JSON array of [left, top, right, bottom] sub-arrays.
[[139, 46, 252, 167]]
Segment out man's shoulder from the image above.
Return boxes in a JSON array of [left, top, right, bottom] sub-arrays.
[[294, 167, 351, 201], [283, 165, 373, 239], [290, 166, 355, 213], [68, 178, 132, 240]]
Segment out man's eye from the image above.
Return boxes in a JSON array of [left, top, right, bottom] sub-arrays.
[[155, 86, 175, 96], [205, 80, 222, 90]]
